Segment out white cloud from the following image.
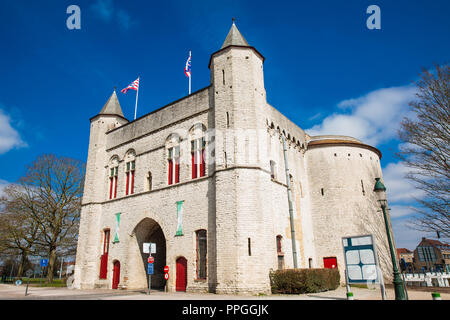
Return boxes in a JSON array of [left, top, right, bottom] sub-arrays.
[[391, 218, 437, 250], [383, 162, 425, 203], [0, 108, 26, 154], [91, 0, 114, 21], [306, 85, 417, 146], [0, 179, 10, 198], [388, 204, 416, 218], [91, 0, 135, 31]]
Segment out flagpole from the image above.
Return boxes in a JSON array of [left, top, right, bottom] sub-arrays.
[[134, 76, 140, 120], [189, 50, 191, 95]]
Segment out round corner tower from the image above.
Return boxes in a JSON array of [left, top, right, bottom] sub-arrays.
[[304, 135, 395, 283]]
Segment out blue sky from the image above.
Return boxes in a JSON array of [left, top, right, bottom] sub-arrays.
[[0, 0, 449, 250]]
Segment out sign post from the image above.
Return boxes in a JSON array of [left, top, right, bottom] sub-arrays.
[[342, 235, 385, 300], [164, 265, 169, 292], [39, 259, 48, 287], [147, 259, 153, 295], [25, 269, 33, 296], [143, 243, 156, 295]]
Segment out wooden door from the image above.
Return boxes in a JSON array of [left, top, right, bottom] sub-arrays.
[[112, 260, 120, 289], [176, 257, 187, 292], [323, 257, 338, 269]]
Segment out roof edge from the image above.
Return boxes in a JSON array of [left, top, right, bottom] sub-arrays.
[[306, 139, 382, 159], [105, 85, 212, 135], [208, 45, 265, 69]]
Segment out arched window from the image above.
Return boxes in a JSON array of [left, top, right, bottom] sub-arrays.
[[196, 229, 207, 280], [167, 134, 181, 185], [124, 150, 136, 195], [108, 157, 119, 199], [190, 123, 206, 179]]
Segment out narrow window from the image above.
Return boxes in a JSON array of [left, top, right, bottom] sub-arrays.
[[125, 160, 135, 195], [226, 112, 230, 128], [147, 172, 152, 191], [191, 141, 197, 179], [109, 167, 118, 199], [168, 146, 180, 185], [222, 69, 225, 85], [99, 229, 110, 279], [248, 238, 252, 256], [276, 235, 285, 269], [276, 235, 283, 254], [196, 230, 207, 280], [321, 188, 324, 196], [114, 167, 118, 198], [308, 258, 313, 268], [270, 160, 276, 179], [191, 138, 206, 179], [361, 179, 366, 196]]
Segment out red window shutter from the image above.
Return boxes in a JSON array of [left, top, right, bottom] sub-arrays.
[[200, 150, 205, 177], [114, 176, 118, 198], [131, 171, 135, 194], [125, 172, 129, 195], [168, 160, 173, 185], [192, 152, 197, 179], [109, 177, 113, 199], [175, 158, 180, 183]]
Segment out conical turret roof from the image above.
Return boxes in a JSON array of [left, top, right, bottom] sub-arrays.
[[99, 90, 125, 117], [221, 20, 250, 49]]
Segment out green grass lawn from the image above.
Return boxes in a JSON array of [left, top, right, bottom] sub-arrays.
[[19, 278, 66, 287]]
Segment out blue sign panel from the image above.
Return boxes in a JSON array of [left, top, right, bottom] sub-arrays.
[[40, 259, 48, 267], [147, 263, 154, 275], [342, 235, 379, 284]]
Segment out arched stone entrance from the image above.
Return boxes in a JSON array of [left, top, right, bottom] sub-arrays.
[[132, 218, 167, 290]]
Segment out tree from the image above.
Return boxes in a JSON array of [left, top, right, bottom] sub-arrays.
[[398, 63, 449, 237], [0, 154, 85, 282], [0, 193, 40, 277]]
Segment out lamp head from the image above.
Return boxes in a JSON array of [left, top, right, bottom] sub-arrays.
[[374, 177, 387, 204]]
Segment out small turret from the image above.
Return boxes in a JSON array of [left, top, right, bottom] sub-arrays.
[[220, 18, 250, 48], [98, 89, 126, 118], [83, 90, 129, 204]]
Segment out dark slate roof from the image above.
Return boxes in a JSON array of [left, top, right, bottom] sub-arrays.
[[99, 90, 125, 117], [221, 22, 249, 49]]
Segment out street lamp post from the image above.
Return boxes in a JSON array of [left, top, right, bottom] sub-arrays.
[[374, 177, 407, 300]]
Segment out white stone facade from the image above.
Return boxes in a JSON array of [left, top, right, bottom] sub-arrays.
[[73, 23, 397, 294]]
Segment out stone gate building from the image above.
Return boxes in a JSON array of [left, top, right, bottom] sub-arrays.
[[73, 21, 397, 294]]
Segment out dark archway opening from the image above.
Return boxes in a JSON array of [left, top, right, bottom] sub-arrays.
[[134, 218, 166, 290]]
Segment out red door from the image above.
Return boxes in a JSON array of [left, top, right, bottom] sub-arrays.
[[112, 260, 120, 289], [323, 257, 338, 269], [176, 257, 187, 292]]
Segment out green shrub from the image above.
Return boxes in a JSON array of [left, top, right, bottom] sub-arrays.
[[269, 268, 340, 294]]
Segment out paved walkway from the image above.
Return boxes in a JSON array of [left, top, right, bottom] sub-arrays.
[[0, 283, 447, 300]]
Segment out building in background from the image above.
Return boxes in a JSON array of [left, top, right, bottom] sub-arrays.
[[397, 248, 414, 273], [413, 238, 450, 273]]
